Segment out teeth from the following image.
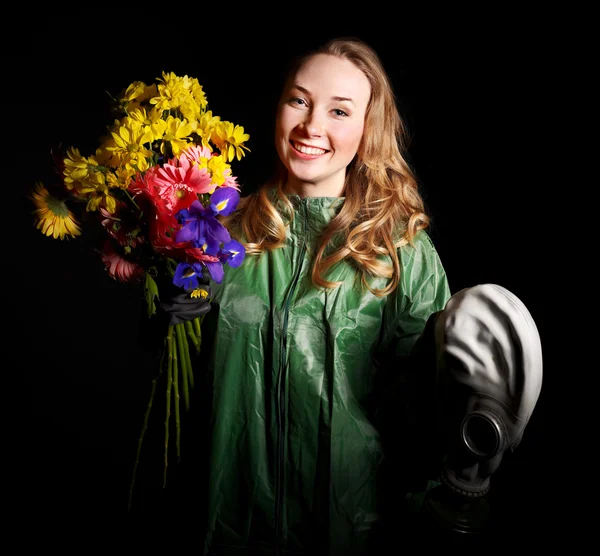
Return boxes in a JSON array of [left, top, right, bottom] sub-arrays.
[[293, 142, 327, 155]]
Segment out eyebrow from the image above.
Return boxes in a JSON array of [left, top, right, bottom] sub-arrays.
[[292, 84, 355, 105]]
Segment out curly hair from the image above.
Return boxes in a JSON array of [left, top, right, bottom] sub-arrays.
[[227, 37, 430, 297]]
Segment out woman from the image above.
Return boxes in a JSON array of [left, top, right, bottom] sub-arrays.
[[176, 36, 453, 555]]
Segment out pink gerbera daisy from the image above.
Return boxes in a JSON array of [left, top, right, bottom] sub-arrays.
[[181, 144, 213, 163], [151, 154, 212, 216]]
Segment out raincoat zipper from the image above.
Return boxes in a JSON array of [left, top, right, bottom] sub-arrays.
[[275, 201, 309, 553]]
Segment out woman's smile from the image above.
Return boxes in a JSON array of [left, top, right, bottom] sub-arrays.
[[290, 140, 330, 158]]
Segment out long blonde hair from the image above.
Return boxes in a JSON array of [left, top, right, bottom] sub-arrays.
[[229, 37, 429, 297]]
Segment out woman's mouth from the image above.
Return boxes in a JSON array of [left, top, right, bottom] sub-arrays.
[[290, 140, 329, 157]]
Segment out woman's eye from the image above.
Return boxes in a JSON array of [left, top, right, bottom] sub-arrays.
[[333, 109, 349, 117], [290, 97, 306, 106]]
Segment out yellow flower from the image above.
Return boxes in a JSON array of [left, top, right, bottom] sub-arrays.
[[191, 288, 209, 299], [193, 110, 221, 149], [30, 182, 82, 240], [115, 82, 158, 114], [122, 81, 146, 103], [106, 122, 154, 169], [180, 98, 201, 124], [212, 121, 251, 162], [106, 165, 137, 189], [206, 155, 229, 187], [150, 72, 192, 112], [83, 178, 118, 213], [63, 147, 101, 190], [161, 116, 194, 156], [190, 79, 208, 110], [128, 107, 168, 143], [70, 169, 118, 214]]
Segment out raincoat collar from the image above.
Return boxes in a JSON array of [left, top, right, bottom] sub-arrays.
[[268, 188, 346, 236]]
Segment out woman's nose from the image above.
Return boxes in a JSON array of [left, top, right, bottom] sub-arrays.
[[302, 110, 324, 136]]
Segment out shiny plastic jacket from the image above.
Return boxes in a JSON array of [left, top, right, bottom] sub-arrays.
[[199, 194, 451, 555]]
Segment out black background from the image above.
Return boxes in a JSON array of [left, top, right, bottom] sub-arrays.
[[8, 11, 550, 550]]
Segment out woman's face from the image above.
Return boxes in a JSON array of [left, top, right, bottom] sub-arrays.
[[275, 53, 371, 198]]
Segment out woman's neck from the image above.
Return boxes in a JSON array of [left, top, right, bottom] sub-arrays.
[[284, 178, 345, 198]]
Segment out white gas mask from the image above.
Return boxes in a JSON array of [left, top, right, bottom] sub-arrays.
[[425, 284, 543, 533]]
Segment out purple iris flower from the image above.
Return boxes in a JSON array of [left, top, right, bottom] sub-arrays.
[[209, 187, 240, 217], [173, 261, 204, 290], [205, 260, 225, 283], [221, 240, 246, 268], [173, 189, 245, 286], [175, 199, 204, 225], [176, 200, 231, 255]]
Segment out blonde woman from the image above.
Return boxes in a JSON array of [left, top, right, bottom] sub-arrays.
[[130, 37, 449, 554], [167, 36, 454, 555]]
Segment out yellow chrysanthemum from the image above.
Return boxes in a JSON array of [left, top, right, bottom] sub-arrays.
[[98, 134, 150, 173], [122, 81, 147, 103], [106, 165, 137, 189], [30, 182, 82, 240], [63, 147, 102, 190], [115, 82, 159, 114], [179, 97, 202, 124], [128, 106, 168, 142], [106, 122, 154, 169], [160, 116, 194, 157], [76, 167, 105, 192], [147, 72, 206, 125], [206, 155, 229, 187], [70, 170, 117, 214], [95, 136, 120, 168], [138, 83, 158, 103], [84, 178, 118, 214], [190, 79, 208, 110], [150, 72, 193, 112], [212, 121, 251, 162], [192, 110, 221, 149]]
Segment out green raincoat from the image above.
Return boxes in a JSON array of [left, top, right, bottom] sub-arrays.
[[198, 193, 451, 555]]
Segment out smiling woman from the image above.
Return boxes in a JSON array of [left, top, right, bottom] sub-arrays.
[[156, 36, 454, 556]]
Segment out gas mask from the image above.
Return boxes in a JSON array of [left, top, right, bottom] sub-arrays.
[[425, 284, 543, 533]]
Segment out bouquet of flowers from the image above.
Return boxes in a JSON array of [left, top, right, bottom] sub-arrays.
[[29, 71, 250, 508]]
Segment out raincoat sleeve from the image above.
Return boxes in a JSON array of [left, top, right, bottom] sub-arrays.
[[389, 230, 451, 359], [374, 230, 451, 512]]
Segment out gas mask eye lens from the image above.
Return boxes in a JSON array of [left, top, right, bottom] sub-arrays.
[[460, 412, 503, 459]]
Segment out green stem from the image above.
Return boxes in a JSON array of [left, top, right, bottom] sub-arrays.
[[127, 335, 168, 512], [124, 188, 141, 211], [127, 372, 159, 512], [164, 325, 174, 487], [180, 322, 195, 391], [176, 324, 190, 412], [185, 320, 200, 354], [193, 315, 202, 344], [173, 326, 181, 463]]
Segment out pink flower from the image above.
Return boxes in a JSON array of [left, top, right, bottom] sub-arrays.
[[128, 170, 153, 198], [100, 240, 144, 283], [185, 247, 221, 263], [222, 171, 241, 190], [181, 144, 213, 163], [183, 145, 241, 191], [152, 154, 213, 216]]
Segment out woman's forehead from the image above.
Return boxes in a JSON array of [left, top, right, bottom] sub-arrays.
[[289, 54, 371, 105]]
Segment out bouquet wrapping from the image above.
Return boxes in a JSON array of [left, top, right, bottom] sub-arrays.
[[29, 71, 250, 508]]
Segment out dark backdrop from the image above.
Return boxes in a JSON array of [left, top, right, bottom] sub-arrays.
[[8, 12, 549, 550]]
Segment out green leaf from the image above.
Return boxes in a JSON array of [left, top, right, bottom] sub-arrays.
[[144, 272, 159, 318]]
